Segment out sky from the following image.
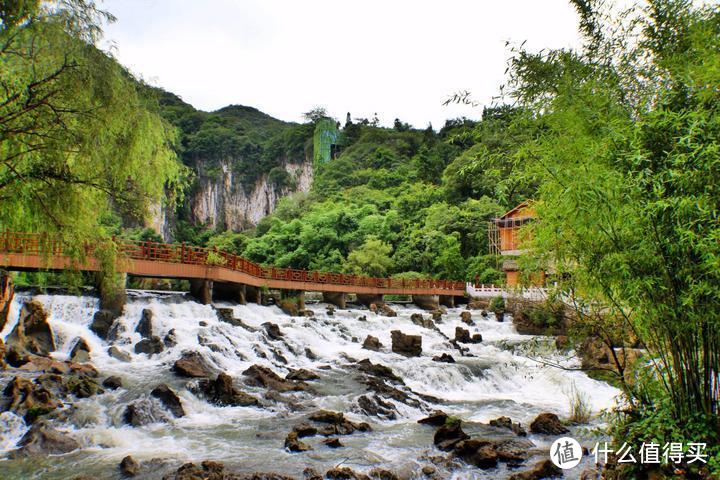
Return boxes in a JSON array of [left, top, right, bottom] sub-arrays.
[[100, 0, 583, 128]]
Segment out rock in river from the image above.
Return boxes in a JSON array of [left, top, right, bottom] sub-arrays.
[[390, 330, 421, 356], [530, 412, 569, 435]]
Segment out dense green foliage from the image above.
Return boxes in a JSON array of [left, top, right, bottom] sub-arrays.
[[0, 1, 185, 242], [503, 0, 720, 474]]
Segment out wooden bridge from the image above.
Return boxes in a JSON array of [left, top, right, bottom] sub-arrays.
[[0, 232, 466, 310]]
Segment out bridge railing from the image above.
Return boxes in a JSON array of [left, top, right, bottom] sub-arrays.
[[0, 232, 466, 292]]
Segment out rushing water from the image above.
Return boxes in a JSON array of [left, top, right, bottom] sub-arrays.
[[0, 291, 620, 479]]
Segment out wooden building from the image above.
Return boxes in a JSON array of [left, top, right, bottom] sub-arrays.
[[488, 201, 543, 286]]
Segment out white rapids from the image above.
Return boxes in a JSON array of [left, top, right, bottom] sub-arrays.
[[0, 291, 620, 479]]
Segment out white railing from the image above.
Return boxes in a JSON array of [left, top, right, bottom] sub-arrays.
[[465, 282, 550, 300]]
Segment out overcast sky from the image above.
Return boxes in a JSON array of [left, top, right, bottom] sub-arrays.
[[100, 0, 582, 128]]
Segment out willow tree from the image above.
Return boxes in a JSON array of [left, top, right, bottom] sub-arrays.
[[0, 1, 185, 243], [505, 0, 719, 470]]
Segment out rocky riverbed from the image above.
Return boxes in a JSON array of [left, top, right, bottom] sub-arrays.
[[0, 290, 619, 479]]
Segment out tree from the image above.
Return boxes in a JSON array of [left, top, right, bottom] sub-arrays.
[[345, 236, 394, 278], [302, 106, 328, 123], [0, 1, 185, 241], [505, 0, 720, 471]]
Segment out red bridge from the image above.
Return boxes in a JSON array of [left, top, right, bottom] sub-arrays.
[[0, 232, 466, 310]]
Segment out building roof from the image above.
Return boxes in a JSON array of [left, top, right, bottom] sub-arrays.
[[498, 200, 534, 220]]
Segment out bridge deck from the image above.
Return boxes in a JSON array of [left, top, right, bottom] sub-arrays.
[[0, 233, 466, 297]]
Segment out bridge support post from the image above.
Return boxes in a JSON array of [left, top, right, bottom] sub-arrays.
[[213, 282, 246, 304], [322, 292, 347, 309], [245, 286, 262, 305], [96, 272, 127, 317], [439, 295, 455, 308], [356, 294, 384, 308], [412, 294, 440, 311], [190, 279, 213, 305]]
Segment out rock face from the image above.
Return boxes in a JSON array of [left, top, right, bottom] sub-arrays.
[[0, 272, 14, 332], [188, 157, 313, 231], [530, 412, 569, 435], [2, 376, 59, 419], [6, 300, 55, 356], [151, 384, 186, 417], [10, 421, 79, 457], [69, 338, 91, 363], [362, 335, 382, 351], [390, 330, 422, 357], [199, 373, 259, 407], [173, 351, 214, 378]]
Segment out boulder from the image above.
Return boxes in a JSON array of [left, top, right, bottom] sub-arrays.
[[285, 368, 319, 381], [262, 322, 283, 340], [454, 439, 499, 469], [151, 384, 186, 417], [362, 335, 382, 351], [509, 460, 562, 480], [163, 329, 178, 348], [292, 422, 318, 438], [454, 327, 471, 343], [356, 359, 402, 382], [10, 421, 79, 457], [199, 373, 259, 407], [432, 353, 456, 363], [173, 351, 214, 378], [279, 298, 300, 317], [0, 272, 14, 333], [326, 467, 371, 480], [323, 437, 344, 448], [309, 410, 345, 424], [418, 410, 448, 426], [378, 303, 397, 317], [357, 394, 397, 420], [135, 309, 154, 338], [134, 336, 164, 355], [6, 300, 55, 356], [430, 310, 443, 322], [69, 337, 91, 363], [0, 338, 5, 370], [489, 416, 527, 436], [496, 311, 505, 322], [368, 469, 399, 480], [66, 375, 102, 398], [433, 421, 469, 451], [108, 346, 132, 362], [123, 398, 169, 426], [460, 311, 474, 325], [390, 330, 422, 356], [242, 364, 307, 392], [284, 431, 311, 452], [102, 376, 123, 390], [471, 333, 483, 343], [304, 468, 323, 480], [120, 455, 140, 477], [16, 355, 98, 377], [90, 309, 116, 340], [529, 412, 569, 435], [495, 438, 534, 464], [410, 313, 434, 329], [2, 376, 59, 418]]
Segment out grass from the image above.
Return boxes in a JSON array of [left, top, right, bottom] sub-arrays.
[[567, 382, 592, 424]]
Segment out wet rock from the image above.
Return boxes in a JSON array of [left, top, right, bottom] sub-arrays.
[[173, 351, 214, 378], [362, 376, 421, 408], [304, 347, 318, 360], [304, 468, 323, 480], [309, 409, 345, 424], [285, 368, 319, 381], [326, 305, 335, 316], [10, 421, 79, 457], [357, 315, 367, 322], [454, 327, 470, 343], [102, 376, 122, 390], [495, 311, 505, 322], [323, 437, 344, 448], [377, 303, 397, 317], [292, 422, 318, 438], [430, 310, 443, 322], [418, 410, 448, 426], [356, 359, 402, 382], [326, 467, 371, 480], [120, 455, 140, 477], [164, 329, 178, 348], [432, 353, 455, 363], [390, 330, 421, 356], [123, 398, 169, 426], [2, 376, 58, 419], [161, 460, 285, 480], [580, 468, 600, 480], [6, 300, 55, 356], [471, 333, 483, 343], [357, 394, 397, 420], [433, 421, 469, 451], [69, 337, 91, 363], [362, 335, 382, 351], [262, 322, 283, 340], [0, 272, 13, 333], [199, 373, 259, 407], [66, 375, 102, 398], [508, 459, 562, 480], [151, 384, 186, 417], [242, 364, 307, 392], [368, 468, 399, 480], [421, 465, 436, 476], [460, 311, 474, 325], [529, 412, 569, 435], [454, 439, 499, 469], [136, 308, 154, 338], [216, 308, 243, 327], [134, 336, 164, 355], [284, 431, 311, 452], [489, 416, 527, 436], [108, 345, 132, 362], [495, 438, 534, 465], [0, 338, 5, 370], [410, 313, 434, 329], [17, 355, 98, 377], [90, 309, 116, 340]]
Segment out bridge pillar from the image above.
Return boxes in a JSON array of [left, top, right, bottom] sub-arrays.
[[213, 282, 246, 304], [245, 286, 262, 304], [190, 279, 213, 305], [96, 272, 127, 317], [323, 292, 347, 309], [356, 294, 384, 308], [439, 295, 455, 308], [412, 294, 440, 311]]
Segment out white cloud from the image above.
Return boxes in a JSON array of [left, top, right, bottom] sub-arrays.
[[100, 0, 581, 128]]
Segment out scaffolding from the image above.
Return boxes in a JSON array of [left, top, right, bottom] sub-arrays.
[[487, 216, 535, 256]]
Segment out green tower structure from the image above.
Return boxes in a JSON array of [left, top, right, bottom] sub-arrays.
[[313, 118, 339, 166]]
